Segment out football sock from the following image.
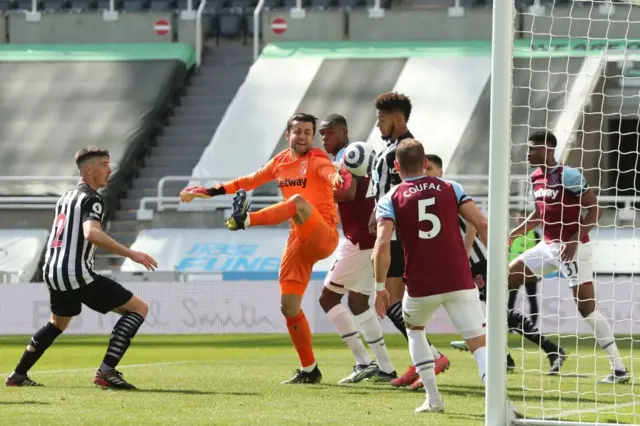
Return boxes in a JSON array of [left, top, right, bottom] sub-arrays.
[[14, 322, 63, 375], [407, 329, 440, 402], [472, 346, 488, 386], [508, 309, 559, 355], [286, 310, 316, 370], [524, 280, 539, 324], [584, 310, 626, 371], [327, 305, 372, 367], [430, 343, 442, 360], [100, 312, 145, 372], [248, 200, 297, 227], [355, 309, 395, 373], [386, 301, 408, 340], [507, 289, 518, 312]]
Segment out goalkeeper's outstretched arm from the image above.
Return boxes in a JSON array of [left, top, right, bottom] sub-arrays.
[[180, 160, 276, 202]]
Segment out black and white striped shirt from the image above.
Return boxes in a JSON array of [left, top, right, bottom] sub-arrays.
[[458, 217, 487, 267], [371, 131, 414, 201], [43, 183, 105, 291]]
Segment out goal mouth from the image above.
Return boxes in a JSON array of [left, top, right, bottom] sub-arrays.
[[487, 2, 640, 425]]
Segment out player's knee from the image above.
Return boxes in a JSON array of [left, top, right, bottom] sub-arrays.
[[466, 334, 486, 353], [289, 194, 308, 210], [319, 287, 341, 313], [49, 315, 71, 331], [347, 293, 369, 316]]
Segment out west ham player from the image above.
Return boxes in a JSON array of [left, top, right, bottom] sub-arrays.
[[425, 154, 566, 376], [317, 114, 397, 384], [5, 148, 157, 389], [510, 131, 629, 384], [180, 113, 350, 384], [373, 139, 516, 416], [367, 92, 449, 388]]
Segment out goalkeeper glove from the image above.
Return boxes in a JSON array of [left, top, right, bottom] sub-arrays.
[[179, 185, 225, 203], [331, 165, 353, 191]]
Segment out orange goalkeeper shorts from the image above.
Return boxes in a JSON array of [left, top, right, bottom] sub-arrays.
[[279, 207, 339, 296]]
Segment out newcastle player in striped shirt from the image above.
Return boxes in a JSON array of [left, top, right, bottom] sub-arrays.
[[367, 92, 449, 388], [5, 148, 157, 390], [424, 153, 566, 376]]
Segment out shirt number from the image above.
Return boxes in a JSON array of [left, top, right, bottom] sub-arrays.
[[418, 198, 441, 239], [50, 213, 67, 248]]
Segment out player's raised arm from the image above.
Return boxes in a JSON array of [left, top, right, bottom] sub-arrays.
[[314, 155, 352, 191], [448, 180, 489, 247], [180, 159, 276, 203]]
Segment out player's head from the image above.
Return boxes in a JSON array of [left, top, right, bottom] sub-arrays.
[[375, 92, 412, 141], [319, 114, 348, 156], [75, 147, 111, 189], [286, 113, 317, 156], [527, 130, 557, 166], [424, 154, 443, 178], [394, 138, 426, 179]]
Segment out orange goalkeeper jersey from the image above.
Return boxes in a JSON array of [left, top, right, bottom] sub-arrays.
[[222, 148, 339, 226]]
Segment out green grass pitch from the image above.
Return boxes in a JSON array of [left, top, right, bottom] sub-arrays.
[[1, 334, 638, 425]]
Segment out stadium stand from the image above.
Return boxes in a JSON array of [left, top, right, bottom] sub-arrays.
[[0, 229, 49, 283], [0, 43, 193, 200]]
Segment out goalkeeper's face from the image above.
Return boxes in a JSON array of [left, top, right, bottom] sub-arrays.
[[287, 120, 315, 156]]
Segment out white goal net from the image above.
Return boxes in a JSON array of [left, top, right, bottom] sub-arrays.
[[487, 0, 640, 425]]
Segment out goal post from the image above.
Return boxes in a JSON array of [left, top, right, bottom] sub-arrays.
[[487, 1, 640, 426], [485, 0, 514, 424]]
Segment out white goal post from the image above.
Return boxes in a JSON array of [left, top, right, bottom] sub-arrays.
[[487, 1, 640, 426]]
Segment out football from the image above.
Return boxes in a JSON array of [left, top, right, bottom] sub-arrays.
[[342, 141, 375, 177]]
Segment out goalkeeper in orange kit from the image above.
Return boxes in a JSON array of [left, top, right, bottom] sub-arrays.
[[180, 113, 352, 384]]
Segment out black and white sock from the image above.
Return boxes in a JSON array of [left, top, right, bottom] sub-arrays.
[[386, 301, 408, 340], [100, 312, 145, 373], [14, 323, 63, 376], [508, 309, 558, 355]]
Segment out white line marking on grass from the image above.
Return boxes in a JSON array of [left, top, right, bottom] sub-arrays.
[[542, 401, 640, 420], [1, 360, 202, 377]]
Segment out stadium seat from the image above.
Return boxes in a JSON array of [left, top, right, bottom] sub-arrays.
[[245, 11, 257, 36], [0, 0, 18, 8], [216, 9, 243, 38], [122, 0, 149, 10], [150, 0, 170, 10], [339, 0, 364, 8], [17, 0, 44, 9], [284, 0, 310, 7], [45, 0, 72, 10], [71, 0, 98, 10], [263, 0, 283, 8], [310, 0, 337, 9]]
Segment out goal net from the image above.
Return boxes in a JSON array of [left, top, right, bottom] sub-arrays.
[[489, 1, 640, 425]]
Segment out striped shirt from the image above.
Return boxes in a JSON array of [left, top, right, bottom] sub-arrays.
[[371, 131, 414, 201], [43, 183, 105, 291], [458, 217, 487, 267]]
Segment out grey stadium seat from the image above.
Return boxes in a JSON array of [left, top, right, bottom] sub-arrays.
[[217, 10, 243, 37]]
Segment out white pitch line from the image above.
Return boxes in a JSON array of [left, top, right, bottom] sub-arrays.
[[543, 401, 640, 419], [0, 360, 203, 377]]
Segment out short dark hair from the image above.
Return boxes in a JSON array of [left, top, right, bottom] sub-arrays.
[[75, 147, 109, 169], [528, 130, 557, 147], [319, 113, 348, 129], [425, 154, 443, 169], [396, 139, 425, 173], [375, 92, 412, 121], [287, 113, 318, 134]]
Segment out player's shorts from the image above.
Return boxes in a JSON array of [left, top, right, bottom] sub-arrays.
[[513, 240, 593, 288], [324, 239, 374, 296], [49, 275, 134, 317], [279, 206, 339, 296], [402, 288, 485, 340], [387, 240, 404, 278]]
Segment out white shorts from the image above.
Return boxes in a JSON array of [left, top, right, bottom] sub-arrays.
[[324, 239, 374, 296], [402, 288, 486, 340], [513, 241, 594, 287]]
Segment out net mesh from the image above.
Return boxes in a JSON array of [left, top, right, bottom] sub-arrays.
[[509, 1, 640, 424]]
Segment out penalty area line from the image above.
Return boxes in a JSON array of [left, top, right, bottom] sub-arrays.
[[0, 360, 205, 377]]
